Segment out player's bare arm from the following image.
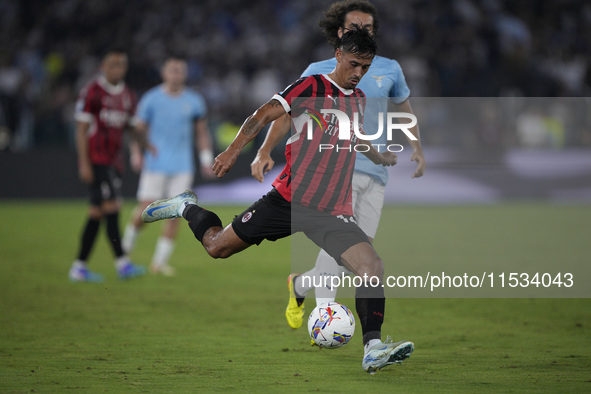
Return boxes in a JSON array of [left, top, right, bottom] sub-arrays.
[[195, 118, 216, 178], [75, 121, 93, 184], [130, 121, 149, 173], [393, 100, 425, 178], [130, 122, 156, 158], [213, 99, 286, 178], [355, 126, 397, 167], [358, 140, 397, 167], [251, 113, 291, 183]]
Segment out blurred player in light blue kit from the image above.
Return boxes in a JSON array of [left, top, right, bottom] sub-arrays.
[[250, 0, 426, 331], [123, 57, 214, 276]]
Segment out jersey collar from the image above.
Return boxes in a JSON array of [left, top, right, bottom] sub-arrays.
[[322, 74, 354, 96], [98, 75, 125, 95]]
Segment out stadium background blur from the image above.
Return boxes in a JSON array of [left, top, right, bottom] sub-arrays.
[[0, 0, 590, 201]]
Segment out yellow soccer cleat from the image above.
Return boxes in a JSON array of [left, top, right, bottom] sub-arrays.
[[285, 273, 305, 329]]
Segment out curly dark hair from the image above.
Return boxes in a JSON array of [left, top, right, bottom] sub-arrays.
[[319, 0, 379, 50]]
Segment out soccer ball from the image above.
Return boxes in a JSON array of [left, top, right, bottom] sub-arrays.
[[308, 301, 355, 348]]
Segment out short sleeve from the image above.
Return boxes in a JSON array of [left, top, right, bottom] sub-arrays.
[[389, 60, 411, 104], [136, 92, 152, 123], [74, 86, 98, 123], [272, 76, 314, 114], [127, 90, 138, 127], [193, 92, 207, 119]]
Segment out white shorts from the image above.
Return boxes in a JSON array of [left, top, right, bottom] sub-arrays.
[[136, 171, 194, 202], [351, 171, 385, 239]]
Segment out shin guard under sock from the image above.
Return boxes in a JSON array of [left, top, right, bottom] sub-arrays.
[[355, 284, 385, 346], [183, 205, 222, 242]]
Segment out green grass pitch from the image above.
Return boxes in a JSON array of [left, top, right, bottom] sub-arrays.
[[1, 201, 590, 392]]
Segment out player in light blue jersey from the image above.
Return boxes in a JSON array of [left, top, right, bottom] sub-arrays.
[[123, 57, 214, 276], [251, 0, 425, 354]]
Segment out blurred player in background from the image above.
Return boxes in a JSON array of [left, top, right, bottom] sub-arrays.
[[249, 0, 426, 329], [69, 48, 149, 282], [141, 28, 414, 373], [122, 57, 214, 276]]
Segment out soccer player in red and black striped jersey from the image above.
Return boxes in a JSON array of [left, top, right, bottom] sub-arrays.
[[141, 28, 413, 373], [270, 73, 366, 216], [69, 49, 148, 282]]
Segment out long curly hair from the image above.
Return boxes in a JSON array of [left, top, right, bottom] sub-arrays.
[[319, 0, 379, 50]]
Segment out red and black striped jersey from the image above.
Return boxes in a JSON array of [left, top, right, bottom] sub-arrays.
[[75, 76, 137, 169], [272, 74, 366, 216]]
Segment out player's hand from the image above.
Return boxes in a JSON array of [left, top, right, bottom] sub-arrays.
[[130, 151, 143, 173], [380, 151, 398, 167], [146, 142, 158, 157], [212, 148, 240, 178], [79, 162, 94, 184], [250, 150, 274, 183], [410, 150, 426, 178]]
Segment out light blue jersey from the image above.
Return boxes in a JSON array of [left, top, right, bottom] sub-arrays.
[[301, 55, 410, 185], [137, 85, 207, 174]]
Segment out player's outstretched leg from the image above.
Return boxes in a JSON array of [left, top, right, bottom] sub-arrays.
[[340, 242, 414, 374], [141, 190, 251, 259]]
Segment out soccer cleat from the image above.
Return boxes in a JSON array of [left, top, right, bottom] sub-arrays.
[[117, 261, 147, 280], [141, 190, 198, 223], [69, 264, 104, 283], [285, 273, 305, 329], [386, 340, 414, 365], [150, 263, 176, 277], [362, 337, 414, 374]]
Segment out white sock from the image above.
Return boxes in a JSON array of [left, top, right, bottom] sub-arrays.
[[122, 223, 139, 254], [295, 270, 314, 297], [314, 249, 349, 306], [364, 339, 382, 355], [296, 249, 339, 297], [115, 256, 129, 270], [177, 200, 197, 217], [152, 236, 174, 267]]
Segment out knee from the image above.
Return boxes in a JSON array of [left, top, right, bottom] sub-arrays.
[[206, 244, 233, 259], [101, 199, 121, 214], [360, 257, 383, 280], [370, 258, 384, 280], [88, 206, 103, 220]]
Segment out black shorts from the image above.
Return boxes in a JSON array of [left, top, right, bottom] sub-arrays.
[[231, 188, 369, 263], [88, 165, 122, 206]]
